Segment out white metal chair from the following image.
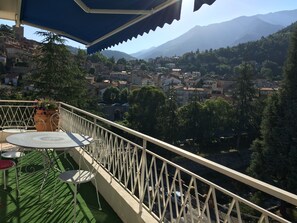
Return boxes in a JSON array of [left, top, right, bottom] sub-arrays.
[[0, 120, 27, 197], [1, 120, 27, 160], [49, 140, 102, 222]]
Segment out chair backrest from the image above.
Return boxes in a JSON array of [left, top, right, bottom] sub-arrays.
[[77, 138, 102, 174], [1, 120, 27, 132], [33, 112, 59, 131], [1, 120, 27, 154], [49, 112, 60, 131]]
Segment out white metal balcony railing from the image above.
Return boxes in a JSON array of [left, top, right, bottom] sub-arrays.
[[1, 100, 297, 223]]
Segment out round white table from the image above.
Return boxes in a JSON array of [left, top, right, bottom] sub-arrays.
[[6, 132, 93, 149], [6, 131, 93, 195]]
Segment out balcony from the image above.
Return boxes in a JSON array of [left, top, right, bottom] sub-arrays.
[[0, 141, 122, 223], [1, 100, 297, 223]]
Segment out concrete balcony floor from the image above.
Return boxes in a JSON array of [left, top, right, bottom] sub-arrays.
[[0, 143, 122, 223]]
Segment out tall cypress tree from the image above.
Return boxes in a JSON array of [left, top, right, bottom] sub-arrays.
[[248, 26, 297, 219], [29, 32, 87, 107], [233, 62, 256, 148]]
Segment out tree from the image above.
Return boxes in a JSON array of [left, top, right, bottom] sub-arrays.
[[28, 32, 87, 107], [233, 62, 256, 148], [140, 63, 148, 71], [158, 85, 179, 144], [0, 62, 5, 74], [87, 52, 108, 63], [249, 97, 267, 136], [89, 67, 95, 74], [248, 26, 297, 219], [176, 98, 234, 146], [203, 98, 235, 140], [102, 87, 120, 104], [76, 49, 87, 67], [177, 101, 204, 143], [0, 24, 13, 36], [126, 86, 165, 137], [117, 58, 127, 65], [119, 88, 129, 104], [260, 67, 273, 80]]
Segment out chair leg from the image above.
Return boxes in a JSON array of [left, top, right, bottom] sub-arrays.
[[16, 151, 24, 181], [94, 179, 102, 210], [15, 167, 20, 196], [73, 183, 78, 223], [48, 178, 59, 212], [39, 165, 51, 199], [13, 158, 22, 196], [3, 170, 7, 190]]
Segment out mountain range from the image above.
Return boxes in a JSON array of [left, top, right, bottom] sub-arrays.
[[101, 50, 135, 61], [67, 46, 136, 61], [130, 9, 297, 59]]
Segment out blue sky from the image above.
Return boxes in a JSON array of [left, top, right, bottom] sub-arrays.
[[1, 0, 297, 54]]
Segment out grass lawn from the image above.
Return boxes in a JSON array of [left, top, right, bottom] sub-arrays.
[[0, 148, 122, 223]]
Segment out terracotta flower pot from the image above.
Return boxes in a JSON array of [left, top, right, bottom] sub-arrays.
[[34, 109, 59, 131]]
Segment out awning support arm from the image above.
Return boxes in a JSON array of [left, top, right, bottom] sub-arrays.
[[74, 0, 152, 15], [86, 0, 181, 48]]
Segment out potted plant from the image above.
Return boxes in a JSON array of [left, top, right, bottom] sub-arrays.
[[34, 98, 59, 131]]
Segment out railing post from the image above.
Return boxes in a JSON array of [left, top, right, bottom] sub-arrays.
[[58, 102, 61, 130], [93, 118, 97, 137], [92, 118, 97, 159], [70, 107, 74, 132], [139, 139, 147, 213]]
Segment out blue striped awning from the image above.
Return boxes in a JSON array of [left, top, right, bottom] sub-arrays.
[[0, 0, 217, 53], [19, 0, 183, 53]]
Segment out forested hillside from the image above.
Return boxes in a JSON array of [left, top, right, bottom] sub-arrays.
[[175, 22, 296, 80]]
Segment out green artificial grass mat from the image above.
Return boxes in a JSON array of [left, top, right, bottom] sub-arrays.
[[0, 150, 122, 223]]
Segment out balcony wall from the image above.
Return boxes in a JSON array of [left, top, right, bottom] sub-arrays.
[[1, 100, 297, 223]]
